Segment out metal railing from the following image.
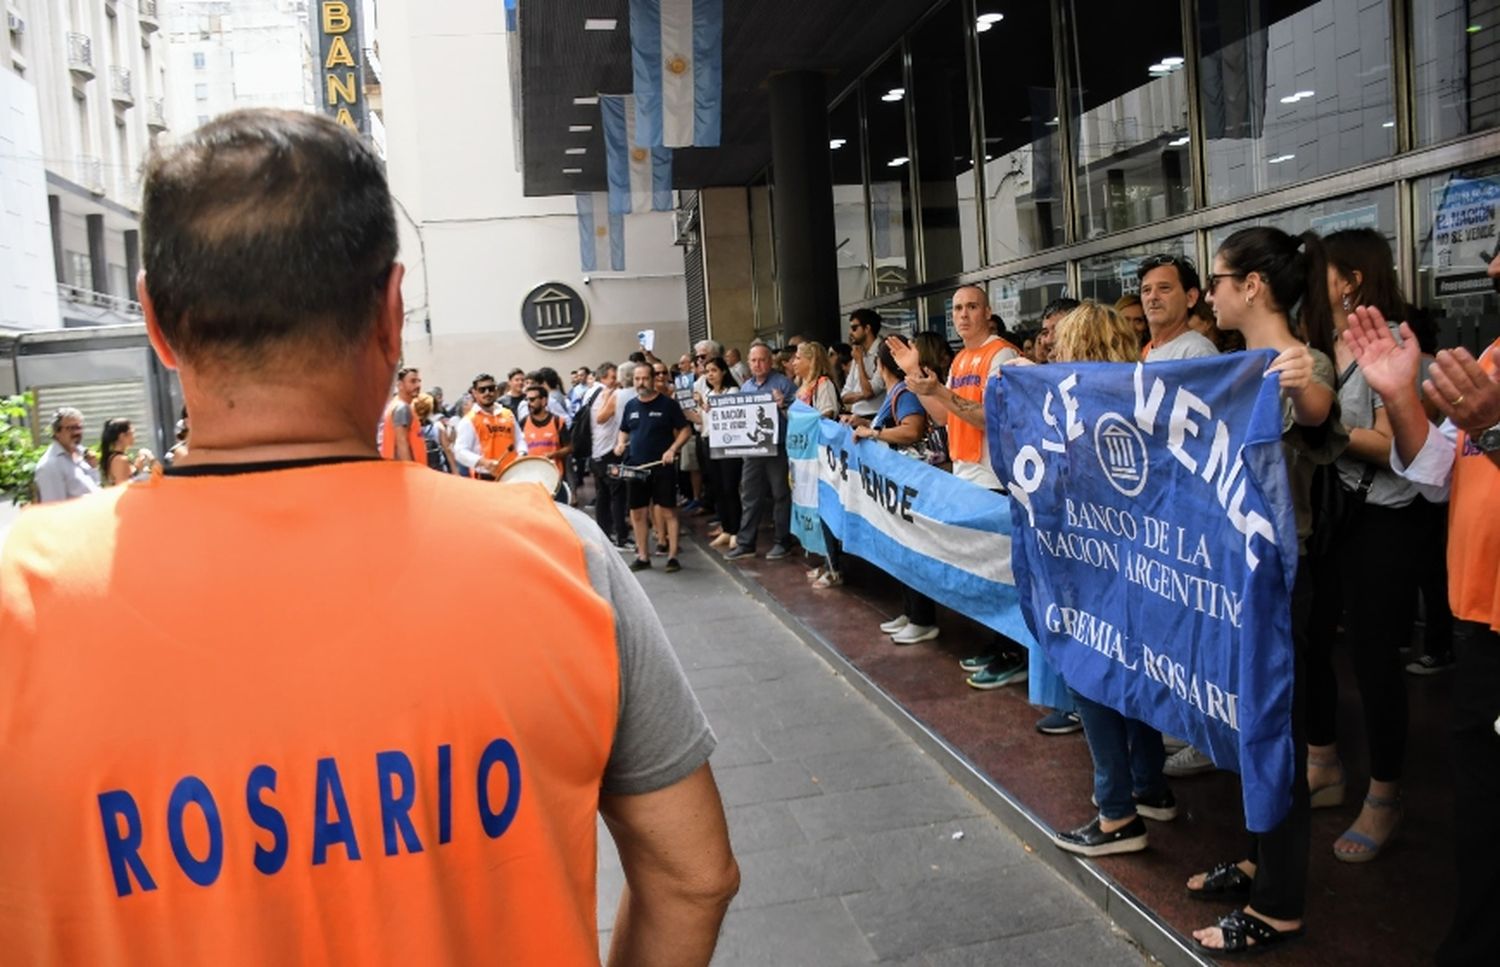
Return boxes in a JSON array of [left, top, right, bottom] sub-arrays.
[[57, 284, 142, 317], [138, 0, 160, 33], [109, 66, 133, 106], [66, 32, 93, 78], [147, 97, 167, 131], [75, 156, 104, 193]]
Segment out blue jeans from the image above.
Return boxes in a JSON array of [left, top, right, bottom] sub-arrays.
[[1069, 689, 1167, 821]]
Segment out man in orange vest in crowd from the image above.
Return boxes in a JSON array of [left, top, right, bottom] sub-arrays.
[[887, 285, 1029, 687], [520, 383, 572, 493], [379, 365, 425, 461], [0, 108, 737, 965], [1345, 284, 1500, 967], [455, 371, 525, 480]]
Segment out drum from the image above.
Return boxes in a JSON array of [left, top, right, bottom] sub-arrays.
[[497, 455, 562, 492], [607, 459, 661, 482]]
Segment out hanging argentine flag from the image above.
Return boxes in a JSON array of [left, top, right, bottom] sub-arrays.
[[576, 192, 625, 272], [602, 94, 673, 215], [630, 0, 723, 147]]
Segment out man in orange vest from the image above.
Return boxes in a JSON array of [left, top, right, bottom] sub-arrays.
[[520, 384, 571, 496], [888, 285, 1028, 685], [0, 108, 737, 965], [379, 366, 425, 461], [455, 371, 525, 480]]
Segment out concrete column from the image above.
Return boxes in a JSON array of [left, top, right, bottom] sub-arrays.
[[768, 71, 840, 347], [49, 195, 65, 283], [86, 213, 108, 296], [124, 229, 141, 297]]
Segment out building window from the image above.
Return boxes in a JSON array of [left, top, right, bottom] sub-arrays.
[[1414, 163, 1500, 353], [1412, 0, 1500, 146], [195, 83, 208, 100], [67, 252, 92, 292], [975, 1, 1066, 261], [986, 265, 1070, 341], [829, 95, 870, 306], [1065, 0, 1193, 238], [909, 0, 981, 279], [1078, 236, 1196, 307], [193, 51, 206, 70], [1197, 0, 1396, 205], [865, 52, 917, 290], [1205, 186, 1396, 257]]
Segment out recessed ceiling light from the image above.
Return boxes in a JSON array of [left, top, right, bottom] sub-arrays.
[[1295, 89, 1314, 99], [829, 138, 847, 149], [1161, 56, 1185, 66], [976, 21, 993, 32], [1149, 63, 1172, 74], [584, 18, 617, 30], [1382, 120, 1395, 128], [569, 124, 593, 132], [881, 87, 905, 102], [1267, 153, 1295, 164], [573, 96, 599, 106], [563, 167, 584, 174], [887, 156, 909, 167], [977, 13, 1004, 25], [1168, 136, 1190, 146], [565, 147, 587, 155]]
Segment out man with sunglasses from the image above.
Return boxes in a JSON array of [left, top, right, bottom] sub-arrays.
[[1137, 255, 1218, 361], [455, 371, 526, 480], [840, 309, 886, 425]]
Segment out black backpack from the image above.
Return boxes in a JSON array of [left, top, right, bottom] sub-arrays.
[[572, 385, 603, 475]]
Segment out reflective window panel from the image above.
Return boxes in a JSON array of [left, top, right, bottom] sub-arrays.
[[1205, 186, 1397, 255], [875, 297, 921, 338], [1078, 235, 1197, 306], [911, 0, 982, 279], [829, 95, 872, 306], [1066, 1, 1193, 239], [975, 2, 1067, 261], [1412, 0, 1500, 146], [1415, 163, 1500, 353], [866, 53, 918, 290], [1198, 0, 1396, 205], [987, 263, 1071, 339]]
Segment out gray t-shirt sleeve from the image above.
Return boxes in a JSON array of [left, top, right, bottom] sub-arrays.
[[556, 505, 716, 795], [393, 403, 414, 428]]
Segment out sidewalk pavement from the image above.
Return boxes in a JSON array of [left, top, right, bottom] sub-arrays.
[[596, 537, 1147, 966]]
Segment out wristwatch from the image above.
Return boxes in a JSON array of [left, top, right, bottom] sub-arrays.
[[1473, 423, 1500, 453]]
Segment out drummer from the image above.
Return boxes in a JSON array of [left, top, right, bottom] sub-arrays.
[[520, 385, 572, 500], [616, 361, 692, 574], [454, 371, 526, 480]]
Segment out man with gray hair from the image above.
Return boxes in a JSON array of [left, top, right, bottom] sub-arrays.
[[33, 407, 100, 503], [725, 346, 751, 385]]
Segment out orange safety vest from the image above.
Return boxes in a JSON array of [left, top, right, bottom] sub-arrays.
[[946, 337, 1018, 465], [1448, 338, 1500, 632], [468, 405, 520, 477], [0, 464, 618, 964], [379, 397, 425, 462], [521, 413, 565, 473]]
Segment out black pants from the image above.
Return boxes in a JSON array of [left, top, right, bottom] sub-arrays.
[[1306, 501, 1423, 782], [706, 455, 742, 536], [1419, 499, 1455, 660], [591, 456, 629, 544], [902, 583, 935, 626], [695, 436, 716, 513], [1244, 556, 1313, 921], [1437, 621, 1500, 966]]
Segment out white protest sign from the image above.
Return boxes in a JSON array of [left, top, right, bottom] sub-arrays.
[[705, 392, 779, 458], [636, 328, 656, 352], [1432, 177, 1500, 297]]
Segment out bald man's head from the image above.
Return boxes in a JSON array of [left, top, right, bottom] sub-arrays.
[[951, 286, 991, 345]]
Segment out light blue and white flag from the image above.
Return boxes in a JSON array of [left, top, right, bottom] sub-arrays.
[[629, 0, 723, 148], [576, 192, 625, 272], [602, 94, 673, 215], [788, 404, 827, 556]]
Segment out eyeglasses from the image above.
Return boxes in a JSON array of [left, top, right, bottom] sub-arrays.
[[1205, 271, 1246, 289], [473, 384, 497, 393], [694, 354, 708, 360]]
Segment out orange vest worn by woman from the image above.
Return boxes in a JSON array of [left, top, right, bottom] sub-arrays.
[[469, 405, 520, 477], [0, 465, 616, 964], [378, 397, 425, 461], [945, 337, 1017, 464], [522, 414, 565, 473], [1448, 339, 1500, 631]]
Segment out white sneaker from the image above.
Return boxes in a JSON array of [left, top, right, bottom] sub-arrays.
[[878, 615, 910, 635], [1163, 744, 1215, 778], [813, 570, 842, 589], [891, 623, 939, 645]]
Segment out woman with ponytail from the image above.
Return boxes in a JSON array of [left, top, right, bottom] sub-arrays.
[[1185, 227, 1347, 955]]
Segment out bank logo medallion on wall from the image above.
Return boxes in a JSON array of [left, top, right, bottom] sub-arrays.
[[521, 282, 589, 351], [1094, 413, 1148, 497]]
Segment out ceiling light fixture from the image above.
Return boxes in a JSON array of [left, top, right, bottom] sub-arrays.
[[1382, 120, 1395, 128], [1045, 116, 1059, 126], [1161, 56, 1185, 66], [565, 147, 587, 155], [829, 138, 847, 149], [887, 156, 909, 167], [977, 13, 1004, 25], [1267, 153, 1295, 164], [1467, 24, 1484, 34], [584, 18, 617, 30], [1168, 136, 1190, 146], [573, 96, 599, 106], [563, 167, 583, 174], [569, 124, 593, 132], [881, 87, 906, 102]]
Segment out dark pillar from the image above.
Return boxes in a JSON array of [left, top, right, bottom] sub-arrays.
[[124, 229, 140, 298], [768, 71, 840, 348], [49, 195, 64, 283], [86, 213, 108, 296]]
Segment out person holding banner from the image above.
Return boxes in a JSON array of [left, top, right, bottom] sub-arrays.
[[1188, 227, 1345, 955], [1343, 292, 1500, 967], [687, 357, 742, 550], [889, 286, 1030, 689], [725, 344, 798, 562], [794, 342, 841, 419]]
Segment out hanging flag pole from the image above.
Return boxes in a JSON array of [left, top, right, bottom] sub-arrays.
[[630, 0, 723, 148]]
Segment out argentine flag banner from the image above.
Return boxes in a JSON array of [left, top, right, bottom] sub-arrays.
[[630, 0, 723, 147], [601, 94, 673, 214], [788, 404, 826, 556], [817, 416, 1035, 649], [989, 352, 1299, 833], [575, 192, 624, 272]]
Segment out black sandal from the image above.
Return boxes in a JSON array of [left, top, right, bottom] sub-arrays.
[[1194, 909, 1303, 956], [1186, 860, 1253, 901]]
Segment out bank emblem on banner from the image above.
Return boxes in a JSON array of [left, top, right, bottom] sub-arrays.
[[602, 94, 673, 214], [575, 192, 625, 272], [629, 0, 723, 147], [990, 353, 1300, 833], [705, 392, 779, 458]]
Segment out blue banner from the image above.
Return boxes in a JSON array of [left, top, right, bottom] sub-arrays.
[[989, 352, 1298, 832], [787, 404, 826, 556], [817, 417, 1035, 649]]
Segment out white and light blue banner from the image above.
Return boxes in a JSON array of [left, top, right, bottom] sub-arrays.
[[629, 0, 723, 147], [602, 94, 673, 215], [817, 416, 1036, 649], [990, 352, 1299, 833], [575, 192, 625, 272], [788, 404, 826, 556]]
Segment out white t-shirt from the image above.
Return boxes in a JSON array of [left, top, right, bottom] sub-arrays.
[[591, 386, 636, 460], [842, 348, 887, 417], [1146, 329, 1218, 361]]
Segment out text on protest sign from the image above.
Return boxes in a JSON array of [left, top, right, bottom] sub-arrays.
[[990, 352, 1300, 832], [706, 392, 779, 458]]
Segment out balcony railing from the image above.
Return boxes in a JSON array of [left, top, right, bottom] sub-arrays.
[[66, 32, 94, 79], [109, 66, 133, 107], [75, 155, 104, 193], [58, 283, 142, 317], [147, 97, 167, 131], [138, 0, 160, 33]]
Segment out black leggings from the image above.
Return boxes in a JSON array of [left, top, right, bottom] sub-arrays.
[[707, 456, 742, 536], [1306, 501, 1425, 782]]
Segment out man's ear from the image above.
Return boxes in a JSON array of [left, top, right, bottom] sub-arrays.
[[139, 272, 179, 371], [374, 262, 408, 367]]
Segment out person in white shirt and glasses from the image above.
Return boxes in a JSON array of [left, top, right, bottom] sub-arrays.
[[33, 407, 101, 503]]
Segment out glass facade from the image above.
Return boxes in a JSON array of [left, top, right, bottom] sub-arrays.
[[740, 0, 1500, 349]]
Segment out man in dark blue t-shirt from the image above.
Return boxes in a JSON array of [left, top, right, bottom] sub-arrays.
[[616, 363, 691, 573]]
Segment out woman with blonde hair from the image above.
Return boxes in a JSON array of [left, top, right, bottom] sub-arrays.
[[1053, 301, 1142, 364], [793, 340, 840, 418], [1115, 294, 1149, 348]]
